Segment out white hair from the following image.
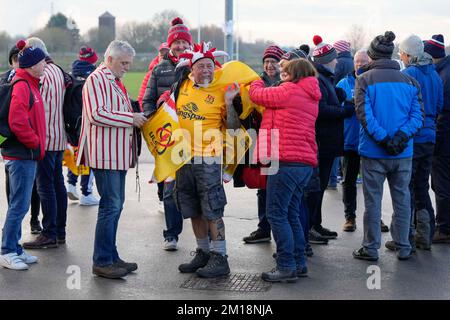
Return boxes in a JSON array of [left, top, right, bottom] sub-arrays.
[[104, 40, 136, 59], [26, 37, 49, 56], [354, 49, 369, 57]]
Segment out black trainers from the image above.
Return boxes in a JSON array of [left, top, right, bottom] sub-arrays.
[[297, 266, 308, 278], [23, 234, 58, 249], [352, 247, 378, 261], [92, 264, 128, 279], [30, 220, 42, 235], [261, 268, 298, 283], [178, 249, 210, 273], [196, 252, 230, 278], [113, 259, 138, 273], [381, 220, 389, 233], [313, 225, 338, 239], [309, 229, 329, 245], [243, 229, 271, 244], [57, 237, 66, 245]]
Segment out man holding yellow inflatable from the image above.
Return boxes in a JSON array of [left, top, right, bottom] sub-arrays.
[[142, 42, 260, 278]]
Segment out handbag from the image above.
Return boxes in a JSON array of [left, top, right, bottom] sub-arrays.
[[242, 166, 267, 189]]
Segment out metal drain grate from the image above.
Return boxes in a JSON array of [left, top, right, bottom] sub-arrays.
[[180, 273, 271, 292]]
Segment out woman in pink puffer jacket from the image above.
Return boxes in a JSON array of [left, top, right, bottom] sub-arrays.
[[249, 58, 320, 283]]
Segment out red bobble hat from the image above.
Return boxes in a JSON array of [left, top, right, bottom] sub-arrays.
[[312, 35, 337, 65], [79, 46, 98, 65], [167, 17, 192, 47]]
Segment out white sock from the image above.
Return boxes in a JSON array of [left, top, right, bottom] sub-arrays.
[[211, 240, 226, 256], [196, 238, 210, 253]]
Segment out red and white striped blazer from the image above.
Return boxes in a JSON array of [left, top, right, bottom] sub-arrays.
[[76, 64, 135, 170], [40, 63, 67, 151]]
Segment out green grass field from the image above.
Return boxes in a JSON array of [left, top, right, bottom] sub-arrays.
[[123, 72, 146, 100]]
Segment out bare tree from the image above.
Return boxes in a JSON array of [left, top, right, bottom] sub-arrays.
[[346, 24, 367, 54], [118, 22, 156, 53], [151, 9, 184, 44]]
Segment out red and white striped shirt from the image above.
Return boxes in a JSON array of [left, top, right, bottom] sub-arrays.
[[76, 63, 135, 170], [40, 63, 67, 151]]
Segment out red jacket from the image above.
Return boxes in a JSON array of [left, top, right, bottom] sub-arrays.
[[3, 68, 46, 160], [249, 77, 320, 166], [137, 56, 161, 107]]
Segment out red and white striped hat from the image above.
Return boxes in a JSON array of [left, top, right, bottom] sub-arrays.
[[333, 40, 351, 53]]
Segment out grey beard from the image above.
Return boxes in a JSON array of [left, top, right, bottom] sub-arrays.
[[195, 80, 211, 88]]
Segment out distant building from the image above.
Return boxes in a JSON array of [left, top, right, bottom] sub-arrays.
[[99, 11, 116, 46]]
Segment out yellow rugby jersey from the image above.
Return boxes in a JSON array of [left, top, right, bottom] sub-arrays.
[[176, 78, 227, 157]]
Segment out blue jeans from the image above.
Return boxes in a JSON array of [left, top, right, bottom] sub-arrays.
[[1, 160, 37, 255], [361, 158, 412, 257], [36, 151, 68, 240], [92, 169, 127, 266], [266, 165, 312, 272], [257, 189, 271, 235], [67, 170, 93, 196], [163, 181, 183, 241], [329, 157, 341, 186]]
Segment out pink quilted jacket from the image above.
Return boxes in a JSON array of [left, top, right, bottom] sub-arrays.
[[249, 77, 320, 166]]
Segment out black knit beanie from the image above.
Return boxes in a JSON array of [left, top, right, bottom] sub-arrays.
[[368, 31, 396, 60]]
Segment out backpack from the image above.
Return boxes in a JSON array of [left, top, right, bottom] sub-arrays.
[[63, 77, 85, 146], [0, 79, 33, 147]]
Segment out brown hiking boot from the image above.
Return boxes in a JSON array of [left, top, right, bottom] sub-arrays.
[[343, 218, 356, 232], [432, 231, 450, 244], [23, 234, 58, 249], [92, 265, 128, 279]]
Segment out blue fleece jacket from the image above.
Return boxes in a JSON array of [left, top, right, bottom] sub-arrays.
[[355, 59, 424, 159], [402, 57, 443, 144]]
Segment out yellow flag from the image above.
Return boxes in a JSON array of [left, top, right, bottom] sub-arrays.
[[141, 93, 192, 182], [223, 126, 252, 182]]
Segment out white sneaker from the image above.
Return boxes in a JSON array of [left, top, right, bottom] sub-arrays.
[[67, 184, 80, 201], [79, 194, 100, 206], [157, 201, 164, 214], [17, 251, 38, 264], [0, 252, 29, 270], [163, 239, 178, 251]]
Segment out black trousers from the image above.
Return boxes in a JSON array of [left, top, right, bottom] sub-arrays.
[[308, 154, 336, 228], [342, 150, 360, 220], [432, 155, 450, 234]]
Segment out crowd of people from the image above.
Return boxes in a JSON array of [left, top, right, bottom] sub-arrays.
[[0, 17, 449, 284]]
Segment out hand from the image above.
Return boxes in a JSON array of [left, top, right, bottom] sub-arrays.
[[377, 135, 390, 149], [157, 90, 171, 107], [225, 82, 240, 105], [335, 87, 347, 104], [133, 112, 147, 128], [344, 105, 355, 118], [385, 131, 409, 156]]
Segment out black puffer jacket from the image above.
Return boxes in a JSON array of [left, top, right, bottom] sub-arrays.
[[314, 63, 347, 157], [435, 55, 450, 156], [142, 53, 177, 116]]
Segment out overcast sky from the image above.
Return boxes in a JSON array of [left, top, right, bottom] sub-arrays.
[[1, 0, 450, 48]]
